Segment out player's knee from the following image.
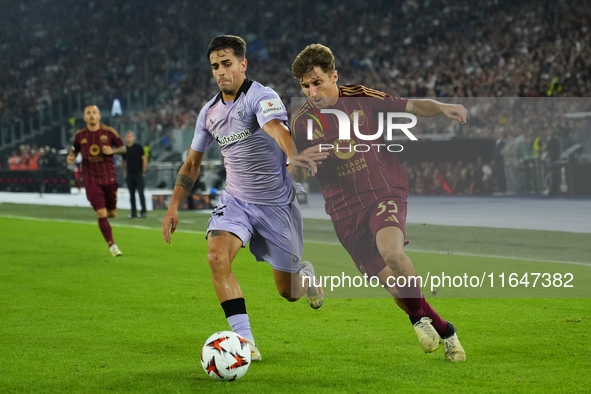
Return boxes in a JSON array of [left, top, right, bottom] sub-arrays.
[[277, 286, 298, 302], [207, 250, 231, 276], [381, 249, 406, 268], [107, 210, 117, 218], [96, 208, 107, 219]]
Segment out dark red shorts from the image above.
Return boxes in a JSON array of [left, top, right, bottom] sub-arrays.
[[86, 183, 118, 211], [332, 196, 407, 277]]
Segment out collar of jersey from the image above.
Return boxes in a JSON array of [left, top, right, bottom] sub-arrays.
[[215, 78, 254, 106]]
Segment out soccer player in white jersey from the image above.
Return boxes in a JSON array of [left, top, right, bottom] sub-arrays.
[[161, 35, 326, 361]]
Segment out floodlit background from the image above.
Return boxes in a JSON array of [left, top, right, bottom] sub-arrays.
[[1, 0, 590, 392]]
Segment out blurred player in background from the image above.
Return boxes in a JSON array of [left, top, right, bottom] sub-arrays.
[[67, 105, 126, 257], [291, 44, 467, 362], [161, 35, 325, 361]]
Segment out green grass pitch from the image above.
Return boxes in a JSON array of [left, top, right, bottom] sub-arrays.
[[0, 203, 589, 393]]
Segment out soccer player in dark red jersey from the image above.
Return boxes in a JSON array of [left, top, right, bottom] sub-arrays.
[[67, 105, 127, 257], [290, 44, 467, 362]]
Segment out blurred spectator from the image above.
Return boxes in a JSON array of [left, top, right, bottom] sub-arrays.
[[28, 148, 41, 170], [122, 131, 147, 218], [546, 128, 561, 195], [515, 128, 531, 162], [9, 151, 20, 170], [501, 133, 519, 195], [532, 132, 546, 159], [492, 130, 507, 194], [546, 129, 561, 162], [18, 145, 30, 170]]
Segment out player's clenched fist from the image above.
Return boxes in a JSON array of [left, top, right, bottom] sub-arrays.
[[161, 209, 179, 244], [102, 145, 114, 155]]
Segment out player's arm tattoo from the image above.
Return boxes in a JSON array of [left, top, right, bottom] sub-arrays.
[[111, 146, 127, 155], [175, 173, 195, 193], [208, 230, 226, 238]]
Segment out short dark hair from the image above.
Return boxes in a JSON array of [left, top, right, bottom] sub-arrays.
[[207, 35, 247, 61], [291, 44, 335, 80]]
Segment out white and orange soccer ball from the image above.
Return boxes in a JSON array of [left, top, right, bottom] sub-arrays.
[[201, 331, 251, 381]]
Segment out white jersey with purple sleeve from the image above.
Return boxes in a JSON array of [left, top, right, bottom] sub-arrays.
[[191, 79, 291, 206]]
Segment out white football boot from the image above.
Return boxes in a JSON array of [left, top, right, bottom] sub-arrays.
[[413, 317, 440, 353], [246, 339, 262, 361], [109, 244, 122, 257], [442, 323, 466, 362], [300, 261, 323, 309]]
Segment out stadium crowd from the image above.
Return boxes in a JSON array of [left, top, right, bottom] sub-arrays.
[[1, 0, 590, 139], [3, 145, 60, 171]]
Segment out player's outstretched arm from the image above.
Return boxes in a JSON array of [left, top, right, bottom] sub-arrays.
[[294, 146, 330, 182], [161, 149, 205, 243], [262, 119, 325, 182], [406, 99, 467, 124]]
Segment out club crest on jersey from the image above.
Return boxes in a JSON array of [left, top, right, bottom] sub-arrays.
[[237, 107, 245, 120], [350, 110, 365, 126], [100, 135, 108, 143]]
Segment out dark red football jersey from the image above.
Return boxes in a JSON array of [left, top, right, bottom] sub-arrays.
[[291, 85, 409, 220], [72, 124, 124, 186]]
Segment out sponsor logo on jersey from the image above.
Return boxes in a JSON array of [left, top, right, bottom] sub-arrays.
[[214, 129, 251, 146], [260, 98, 283, 117], [311, 128, 324, 140], [89, 144, 101, 156], [81, 138, 87, 144], [349, 110, 365, 126]]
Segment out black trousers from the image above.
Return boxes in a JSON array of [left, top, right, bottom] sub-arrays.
[[126, 173, 146, 214]]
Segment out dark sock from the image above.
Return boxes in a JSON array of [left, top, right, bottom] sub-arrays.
[[396, 278, 424, 318], [409, 314, 423, 325], [420, 297, 449, 335], [441, 322, 456, 339], [98, 217, 114, 246], [221, 298, 254, 342]]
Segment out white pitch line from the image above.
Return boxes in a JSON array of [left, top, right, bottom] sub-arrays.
[[0, 214, 207, 235], [401, 248, 591, 267], [1, 214, 590, 267]]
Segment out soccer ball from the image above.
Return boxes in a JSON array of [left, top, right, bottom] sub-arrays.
[[201, 331, 251, 381]]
